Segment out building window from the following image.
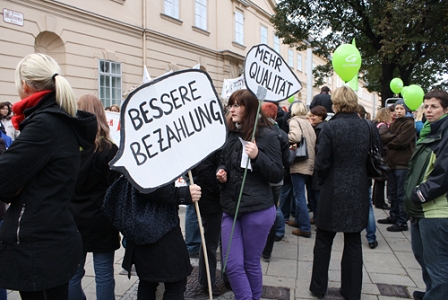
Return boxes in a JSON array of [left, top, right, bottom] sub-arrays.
[[195, 0, 207, 30], [164, 0, 179, 19], [297, 54, 302, 71], [274, 35, 280, 52], [288, 49, 294, 68], [235, 10, 244, 45], [260, 25, 268, 44], [99, 60, 122, 108]]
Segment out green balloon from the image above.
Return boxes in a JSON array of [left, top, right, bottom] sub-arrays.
[[390, 78, 404, 94], [332, 44, 362, 82], [401, 86, 408, 98], [288, 95, 295, 103], [403, 84, 424, 111]]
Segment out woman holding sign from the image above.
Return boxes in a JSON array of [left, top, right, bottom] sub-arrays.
[[216, 89, 283, 300]]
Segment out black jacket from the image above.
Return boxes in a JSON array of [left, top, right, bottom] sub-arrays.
[[310, 93, 333, 113], [192, 150, 222, 214], [404, 117, 448, 218], [218, 126, 283, 215], [315, 113, 370, 232], [70, 140, 121, 252], [0, 92, 97, 291], [122, 183, 193, 282]]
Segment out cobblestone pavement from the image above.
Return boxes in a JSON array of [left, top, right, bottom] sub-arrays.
[[7, 205, 424, 300]]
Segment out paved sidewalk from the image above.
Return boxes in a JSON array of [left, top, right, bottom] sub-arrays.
[[7, 206, 424, 299]]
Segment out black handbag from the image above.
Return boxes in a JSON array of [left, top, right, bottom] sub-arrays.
[[365, 120, 390, 179], [102, 175, 178, 245], [294, 120, 309, 161]]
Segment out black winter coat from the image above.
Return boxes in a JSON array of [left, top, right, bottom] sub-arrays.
[[310, 93, 333, 113], [310, 120, 326, 190], [122, 183, 193, 282], [315, 113, 370, 232], [218, 126, 283, 215], [70, 140, 120, 252], [193, 150, 222, 214], [0, 92, 97, 291]]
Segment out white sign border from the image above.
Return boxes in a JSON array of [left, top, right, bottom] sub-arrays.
[[109, 68, 227, 194]]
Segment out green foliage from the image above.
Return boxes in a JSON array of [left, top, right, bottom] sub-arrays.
[[271, 0, 448, 105]]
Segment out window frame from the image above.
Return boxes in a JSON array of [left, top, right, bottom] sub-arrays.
[[98, 59, 122, 108], [288, 49, 294, 68], [260, 25, 268, 44], [234, 10, 244, 45], [195, 0, 207, 30], [273, 35, 280, 52], [164, 0, 180, 19], [297, 53, 302, 72]]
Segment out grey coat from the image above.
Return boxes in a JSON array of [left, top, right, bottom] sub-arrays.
[[315, 113, 370, 232]]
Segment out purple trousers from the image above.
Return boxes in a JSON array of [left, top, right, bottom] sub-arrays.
[[221, 206, 276, 300]]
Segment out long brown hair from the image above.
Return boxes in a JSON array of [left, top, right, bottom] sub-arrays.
[[226, 89, 270, 141], [77, 94, 113, 152], [376, 107, 392, 123]]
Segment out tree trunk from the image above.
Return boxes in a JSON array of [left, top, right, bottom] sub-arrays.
[[379, 63, 396, 107]]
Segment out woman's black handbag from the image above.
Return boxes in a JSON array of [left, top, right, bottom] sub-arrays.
[[102, 175, 178, 245], [365, 120, 390, 179], [294, 120, 309, 161]]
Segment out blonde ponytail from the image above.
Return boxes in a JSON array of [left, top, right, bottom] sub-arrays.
[[15, 53, 77, 116]]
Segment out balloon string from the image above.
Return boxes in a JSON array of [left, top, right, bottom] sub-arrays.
[[222, 100, 262, 274]]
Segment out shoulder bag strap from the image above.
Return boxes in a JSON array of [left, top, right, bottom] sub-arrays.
[[364, 119, 376, 151]]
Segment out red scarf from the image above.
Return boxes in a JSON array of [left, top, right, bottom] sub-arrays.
[[12, 90, 52, 130]]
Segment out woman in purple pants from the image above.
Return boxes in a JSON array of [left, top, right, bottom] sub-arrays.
[[216, 89, 283, 299]]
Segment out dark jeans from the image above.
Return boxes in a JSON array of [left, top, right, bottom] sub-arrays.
[[20, 283, 69, 300], [310, 229, 363, 300], [198, 211, 222, 289], [411, 218, 448, 300], [366, 188, 377, 243], [279, 178, 294, 221], [184, 204, 201, 255], [387, 169, 408, 225], [137, 278, 187, 300]]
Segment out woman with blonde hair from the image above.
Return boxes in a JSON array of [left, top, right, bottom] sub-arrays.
[[286, 101, 316, 238], [310, 86, 370, 299], [69, 94, 120, 300], [0, 53, 97, 299], [110, 104, 120, 112]]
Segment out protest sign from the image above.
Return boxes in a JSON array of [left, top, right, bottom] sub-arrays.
[[244, 44, 302, 102], [105, 111, 121, 145], [109, 69, 227, 193], [221, 75, 246, 100]]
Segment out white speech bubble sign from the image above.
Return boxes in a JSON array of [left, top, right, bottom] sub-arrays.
[[244, 44, 302, 102], [110, 69, 227, 193]]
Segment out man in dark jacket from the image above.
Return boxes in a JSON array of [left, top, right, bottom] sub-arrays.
[[310, 86, 333, 113], [378, 99, 415, 231]]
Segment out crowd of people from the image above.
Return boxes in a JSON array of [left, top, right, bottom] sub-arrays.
[[0, 53, 447, 300]]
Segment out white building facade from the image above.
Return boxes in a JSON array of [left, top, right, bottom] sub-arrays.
[[0, 0, 378, 114]]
